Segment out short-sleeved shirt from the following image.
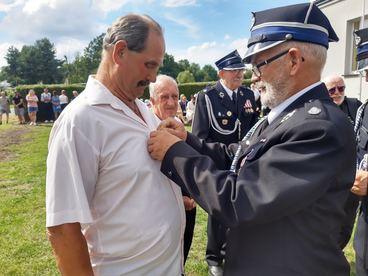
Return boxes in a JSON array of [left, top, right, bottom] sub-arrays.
[[13, 95, 24, 108], [46, 76, 185, 275]]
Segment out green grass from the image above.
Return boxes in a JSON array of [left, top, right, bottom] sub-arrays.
[[0, 118, 358, 275]]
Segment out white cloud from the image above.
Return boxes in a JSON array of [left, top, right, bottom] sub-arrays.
[[164, 13, 199, 38], [0, 0, 101, 43], [0, 0, 23, 12], [224, 34, 231, 40], [170, 37, 249, 67], [162, 0, 196, 8], [91, 0, 130, 14], [54, 38, 88, 63]]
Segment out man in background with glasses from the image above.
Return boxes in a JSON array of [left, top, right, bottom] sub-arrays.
[[148, 3, 356, 275], [191, 49, 257, 276]]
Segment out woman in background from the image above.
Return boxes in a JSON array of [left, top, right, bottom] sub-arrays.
[[26, 89, 39, 125]]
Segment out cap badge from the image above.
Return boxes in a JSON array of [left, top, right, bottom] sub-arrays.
[[281, 110, 296, 123], [308, 107, 321, 115], [354, 33, 362, 46]]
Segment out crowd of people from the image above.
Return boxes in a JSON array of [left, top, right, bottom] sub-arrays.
[[13, 2, 368, 276], [0, 89, 79, 125]]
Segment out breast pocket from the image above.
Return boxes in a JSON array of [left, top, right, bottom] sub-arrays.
[[215, 112, 234, 129]]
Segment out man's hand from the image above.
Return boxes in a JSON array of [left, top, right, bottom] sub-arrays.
[[351, 170, 368, 196], [157, 117, 188, 141], [148, 130, 181, 160], [183, 196, 196, 211]]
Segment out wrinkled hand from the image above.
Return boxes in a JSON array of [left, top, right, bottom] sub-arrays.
[[157, 117, 187, 141], [183, 196, 196, 211], [351, 170, 368, 196], [148, 129, 181, 160]]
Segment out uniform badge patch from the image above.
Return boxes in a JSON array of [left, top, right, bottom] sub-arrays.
[[308, 107, 321, 115]]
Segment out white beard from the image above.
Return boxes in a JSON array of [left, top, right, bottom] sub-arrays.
[[258, 74, 290, 109]]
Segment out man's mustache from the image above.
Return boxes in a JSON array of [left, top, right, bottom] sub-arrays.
[[137, 80, 150, 87]]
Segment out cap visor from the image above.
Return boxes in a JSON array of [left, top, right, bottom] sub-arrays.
[[243, 40, 286, 63]]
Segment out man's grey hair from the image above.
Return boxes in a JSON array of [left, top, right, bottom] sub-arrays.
[[149, 75, 178, 99], [279, 41, 327, 72], [103, 14, 163, 52]]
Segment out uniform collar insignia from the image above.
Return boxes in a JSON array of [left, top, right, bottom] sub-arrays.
[[219, 92, 225, 98], [281, 109, 296, 123], [239, 91, 244, 96]]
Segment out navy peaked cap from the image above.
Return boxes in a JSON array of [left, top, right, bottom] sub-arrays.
[[215, 50, 245, 70], [243, 3, 339, 63], [354, 28, 368, 71]]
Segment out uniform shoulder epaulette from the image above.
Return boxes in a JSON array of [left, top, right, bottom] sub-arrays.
[[304, 99, 326, 120], [202, 84, 216, 94]]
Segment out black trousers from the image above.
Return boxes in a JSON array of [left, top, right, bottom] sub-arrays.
[[205, 215, 226, 266], [184, 207, 196, 263], [338, 192, 359, 249]]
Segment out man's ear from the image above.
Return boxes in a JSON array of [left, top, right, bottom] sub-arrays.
[[113, 40, 128, 64], [288, 48, 304, 76]]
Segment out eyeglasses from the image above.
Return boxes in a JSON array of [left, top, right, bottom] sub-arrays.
[[252, 49, 290, 77], [328, 86, 345, 95]]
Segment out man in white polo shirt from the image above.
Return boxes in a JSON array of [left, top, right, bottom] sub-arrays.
[[46, 14, 185, 275]]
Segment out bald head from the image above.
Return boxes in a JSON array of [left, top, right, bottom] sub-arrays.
[[323, 75, 346, 106]]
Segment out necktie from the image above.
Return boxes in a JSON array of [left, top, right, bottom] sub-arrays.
[[232, 91, 237, 105], [257, 118, 269, 135]]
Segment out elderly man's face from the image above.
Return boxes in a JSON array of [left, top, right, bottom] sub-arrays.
[[119, 30, 165, 100], [219, 69, 244, 91], [151, 81, 179, 120], [324, 77, 345, 106], [250, 48, 290, 109]]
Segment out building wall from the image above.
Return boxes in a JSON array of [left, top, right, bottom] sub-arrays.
[[317, 0, 368, 101]]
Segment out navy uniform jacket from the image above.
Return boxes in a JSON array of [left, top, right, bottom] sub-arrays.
[[161, 83, 355, 275], [192, 81, 257, 145]]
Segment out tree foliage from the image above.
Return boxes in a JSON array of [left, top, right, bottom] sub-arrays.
[[0, 33, 221, 86], [177, 70, 195, 83]]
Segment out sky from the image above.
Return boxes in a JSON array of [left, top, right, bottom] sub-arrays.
[[0, 0, 313, 68]]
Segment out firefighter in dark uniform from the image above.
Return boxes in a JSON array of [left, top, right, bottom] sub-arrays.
[[191, 50, 257, 276], [148, 3, 356, 275], [352, 27, 368, 276]]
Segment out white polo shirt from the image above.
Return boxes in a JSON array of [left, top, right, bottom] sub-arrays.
[[46, 76, 185, 276]]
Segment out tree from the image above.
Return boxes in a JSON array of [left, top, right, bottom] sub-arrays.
[[1, 38, 63, 85], [159, 53, 180, 78], [202, 64, 218, 81], [178, 59, 190, 72], [177, 70, 195, 83], [1, 46, 21, 85]]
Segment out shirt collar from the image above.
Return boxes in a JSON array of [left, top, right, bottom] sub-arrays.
[[268, 81, 321, 124], [220, 79, 238, 98]]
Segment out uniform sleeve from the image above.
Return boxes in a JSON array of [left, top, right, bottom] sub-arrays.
[[191, 91, 210, 140], [162, 119, 355, 228], [46, 119, 99, 227]]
